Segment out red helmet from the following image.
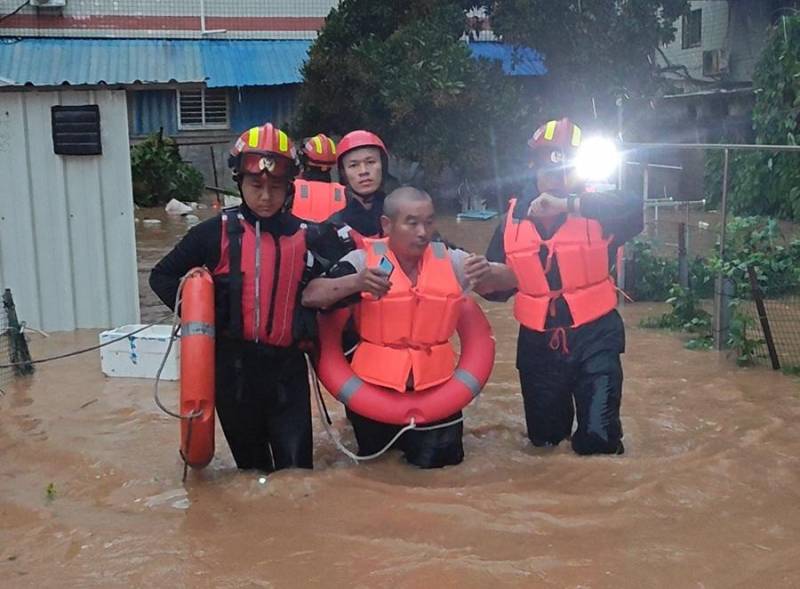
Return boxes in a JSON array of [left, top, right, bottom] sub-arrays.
[[229, 123, 297, 179], [529, 118, 583, 150], [336, 130, 388, 165], [302, 133, 337, 169]]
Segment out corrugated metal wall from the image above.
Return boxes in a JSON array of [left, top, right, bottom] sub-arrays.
[[230, 85, 298, 131], [130, 89, 179, 136], [0, 90, 140, 332]]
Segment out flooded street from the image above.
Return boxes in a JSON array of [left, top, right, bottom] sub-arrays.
[[2, 208, 800, 588]]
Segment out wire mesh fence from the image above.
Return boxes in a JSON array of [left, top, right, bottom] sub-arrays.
[[623, 143, 800, 373], [738, 272, 800, 373]]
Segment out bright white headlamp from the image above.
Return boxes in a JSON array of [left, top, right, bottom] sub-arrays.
[[574, 137, 620, 181]]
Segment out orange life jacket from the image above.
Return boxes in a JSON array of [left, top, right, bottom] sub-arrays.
[[351, 239, 464, 393], [503, 198, 617, 332], [291, 179, 347, 223]]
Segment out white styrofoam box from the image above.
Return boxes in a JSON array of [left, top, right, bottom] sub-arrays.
[[99, 324, 180, 380]]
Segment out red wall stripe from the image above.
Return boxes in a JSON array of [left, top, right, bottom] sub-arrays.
[[0, 15, 324, 32]]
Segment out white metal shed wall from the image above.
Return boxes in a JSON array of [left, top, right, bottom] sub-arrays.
[[0, 89, 139, 332]]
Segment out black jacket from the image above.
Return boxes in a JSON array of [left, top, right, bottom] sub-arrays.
[[150, 203, 337, 343], [329, 188, 386, 238]]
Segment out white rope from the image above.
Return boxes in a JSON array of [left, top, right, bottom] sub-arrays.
[[19, 322, 49, 338], [153, 273, 202, 421], [305, 354, 465, 462]]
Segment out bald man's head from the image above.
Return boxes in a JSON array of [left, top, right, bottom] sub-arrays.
[[381, 186, 436, 258], [382, 186, 433, 220]]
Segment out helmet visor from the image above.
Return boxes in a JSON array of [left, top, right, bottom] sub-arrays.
[[239, 151, 292, 178], [530, 147, 570, 170]]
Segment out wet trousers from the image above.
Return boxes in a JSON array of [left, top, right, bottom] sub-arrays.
[[346, 409, 464, 469], [215, 339, 313, 471], [517, 311, 625, 455]]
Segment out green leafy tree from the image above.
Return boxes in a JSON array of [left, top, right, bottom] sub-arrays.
[[706, 15, 800, 220], [486, 0, 689, 119], [294, 0, 532, 190]]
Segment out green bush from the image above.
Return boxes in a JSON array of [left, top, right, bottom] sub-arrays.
[[131, 131, 204, 207], [638, 216, 799, 363], [627, 239, 678, 301], [707, 216, 800, 299], [727, 304, 765, 366], [640, 284, 710, 329]]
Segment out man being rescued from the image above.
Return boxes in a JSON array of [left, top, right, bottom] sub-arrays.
[[302, 187, 516, 468], [484, 118, 643, 455]]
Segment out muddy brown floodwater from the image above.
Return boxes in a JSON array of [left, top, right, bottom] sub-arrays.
[[2, 207, 800, 588]]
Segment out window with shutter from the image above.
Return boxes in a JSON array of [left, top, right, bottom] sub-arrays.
[[177, 88, 229, 130]]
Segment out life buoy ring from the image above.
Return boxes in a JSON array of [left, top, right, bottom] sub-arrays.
[[316, 297, 495, 425], [179, 267, 216, 468]]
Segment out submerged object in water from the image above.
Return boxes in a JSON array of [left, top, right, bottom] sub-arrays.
[[457, 209, 498, 221]]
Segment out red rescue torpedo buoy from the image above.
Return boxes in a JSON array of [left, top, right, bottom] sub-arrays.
[[316, 297, 495, 425], [179, 267, 216, 468]]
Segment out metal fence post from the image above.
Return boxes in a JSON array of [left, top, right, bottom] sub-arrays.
[[643, 163, 650, 236], [678, 222, 689, 288], [714, 276, 735, 350], [714, 148, 731, 350]]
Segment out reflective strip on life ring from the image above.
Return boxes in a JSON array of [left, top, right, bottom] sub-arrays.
[[180, 267, 216, 469], [316, 297, 495, 425]]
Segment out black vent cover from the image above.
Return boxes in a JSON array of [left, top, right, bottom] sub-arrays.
[[51, 105, 102, 156]]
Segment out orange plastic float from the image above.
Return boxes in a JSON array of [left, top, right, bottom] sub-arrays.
[[179, 267, 216, 468], [316, 297, 495, 425]]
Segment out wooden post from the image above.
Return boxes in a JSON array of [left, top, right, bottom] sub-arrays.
[[747, 266, 781, 370], [209, 145, 222, 206], [2, 289, 34, 376]]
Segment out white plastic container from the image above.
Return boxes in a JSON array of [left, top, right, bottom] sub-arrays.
[[99, 324, 180, 380]]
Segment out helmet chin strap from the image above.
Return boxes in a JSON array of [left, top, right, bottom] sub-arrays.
[[350, 188, 374, 199]]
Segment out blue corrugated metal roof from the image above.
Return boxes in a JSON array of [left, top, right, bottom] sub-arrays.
[[0, 38, 541, 88], [468, 42, 547, 76], [200, 40, 312, 88], [0, 39, 204, 86], [0, 38, 312, 88]]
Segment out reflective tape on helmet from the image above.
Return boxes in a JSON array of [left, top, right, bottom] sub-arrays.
[[248, 127, 260, 148], [544, 120, 557, 141], [571, 126, 582, 147]]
